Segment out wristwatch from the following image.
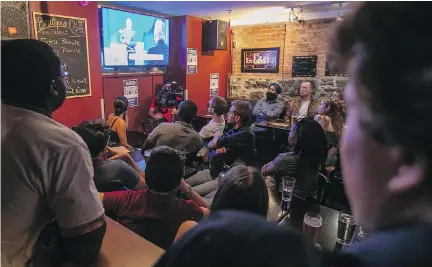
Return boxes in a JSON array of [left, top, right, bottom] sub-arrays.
[[185, 185, 192, 198], [181, 185, 192, 198]]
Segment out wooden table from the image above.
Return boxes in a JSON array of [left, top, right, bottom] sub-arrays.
[[196, 112, 212, 121], [97, 218, 165, 267], [255, 122, 291, 131], [61, 218, 164, 267], [279, 201, 340, 252]]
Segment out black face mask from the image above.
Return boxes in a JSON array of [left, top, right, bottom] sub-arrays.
[[266, 92, 277, 101]]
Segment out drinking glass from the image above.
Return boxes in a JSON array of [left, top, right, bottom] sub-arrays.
[[280, 176, 296, 213], [177, 150, 187, 176], [350, 225, 370, 244], [290, 115, 298, 125], [337, 211, 357, 245], [303, 212, 323, 246]]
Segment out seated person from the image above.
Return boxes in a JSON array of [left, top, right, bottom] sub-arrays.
[[261, 118, 327, 200], [212, 164, 268, 216], [106, 96, 132, 150], [174, 164, 269, 241], [185, 101, 256, 196], [331, 90, 345, 138], [141, 100, 203, 161], [99, 146, 209, 249], [75, 119, 146, 192], [208, 100, 256, 178], [148, 86, 179, 123], [157, 211, 321, 267], [198, 96, 228, 159], [284, 80, 320, 121], [314, 100, 339, 166], [253, 83, 285, 123]]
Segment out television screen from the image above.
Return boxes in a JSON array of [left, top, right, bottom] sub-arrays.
[[100, 7, 169, 67]]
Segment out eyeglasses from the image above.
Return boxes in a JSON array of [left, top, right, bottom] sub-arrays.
[[56, 71, 70, 84]]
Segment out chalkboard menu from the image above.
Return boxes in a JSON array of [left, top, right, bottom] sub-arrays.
[[33, 13, 91, 98], [292, 55, 317, 77]]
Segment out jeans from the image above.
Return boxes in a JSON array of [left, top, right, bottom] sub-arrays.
[[185, 170, 219, 196]]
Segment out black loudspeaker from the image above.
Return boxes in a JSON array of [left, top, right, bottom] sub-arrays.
[[1, 1, 30, 40], [202, 20, 228, 51]]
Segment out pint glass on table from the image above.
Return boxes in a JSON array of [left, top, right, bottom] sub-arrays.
[[280, 176, 296, 213], [302, 212, 323, 246], [337, 211, 357, 245]]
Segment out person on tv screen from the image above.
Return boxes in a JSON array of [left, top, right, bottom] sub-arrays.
[[146, 19, 168, 66], [119, 18, 136, 65]]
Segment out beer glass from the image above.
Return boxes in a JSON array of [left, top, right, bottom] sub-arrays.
[[303, 212, 323, 246], [337, 211, 357, 245], [350, 225, 370, 244], [290, 115, 298, 125], [177, 150, 187, 176], [280, 176, 296, 213]]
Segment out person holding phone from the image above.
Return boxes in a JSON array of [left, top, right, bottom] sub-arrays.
[[106, 96, 133, 150]]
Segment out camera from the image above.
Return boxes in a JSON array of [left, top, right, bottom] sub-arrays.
[[155, 81, 184, 113]]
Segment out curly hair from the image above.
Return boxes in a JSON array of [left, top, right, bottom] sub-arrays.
[[330, 3, 432, 163], [75, 119, 110, 158]]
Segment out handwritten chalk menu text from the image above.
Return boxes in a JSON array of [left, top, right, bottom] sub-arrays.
[[33, 13, 91, 98]]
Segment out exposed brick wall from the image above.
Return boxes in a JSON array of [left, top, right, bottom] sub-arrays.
[[230, 19, 348, 101]]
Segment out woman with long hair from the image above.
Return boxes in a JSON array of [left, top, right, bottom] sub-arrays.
[[106, 96, 132, 149], [261, 118, 328, 200], [315, 100, 339, 165], [174, 164, 268, 242]]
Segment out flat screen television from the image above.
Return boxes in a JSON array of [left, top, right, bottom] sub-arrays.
[[100, 7, 169, 67]]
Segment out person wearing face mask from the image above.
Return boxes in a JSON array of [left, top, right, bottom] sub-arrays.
[[253, 83, 285, 123]]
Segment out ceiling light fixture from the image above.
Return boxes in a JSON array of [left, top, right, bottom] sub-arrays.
[[289, 8, 299, 22], [298, 6, 305, 24]]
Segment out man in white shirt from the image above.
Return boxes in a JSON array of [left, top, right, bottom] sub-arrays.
[[198, 96, 228, 160], [1, 39, 105, 267], [284, 80, 320, 121]]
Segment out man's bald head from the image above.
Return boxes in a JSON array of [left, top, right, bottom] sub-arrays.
[[154, 20, 166, 43]]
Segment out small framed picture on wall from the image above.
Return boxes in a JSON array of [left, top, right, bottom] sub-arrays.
[[241, 47, 280, 73]]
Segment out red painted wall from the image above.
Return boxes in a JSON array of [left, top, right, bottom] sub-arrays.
[[169, 16, 231, 114], [102, 74, 164, 131], [30, 1, 103, 127], [185, 16, 230, 113]]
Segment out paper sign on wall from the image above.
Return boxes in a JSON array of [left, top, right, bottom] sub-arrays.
[[123, 79, 138, 107], [210, 73, 219, 96], [187, 48, 198, 74]]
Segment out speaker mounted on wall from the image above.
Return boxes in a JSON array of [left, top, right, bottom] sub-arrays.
[[202, 20, 228, 51], [1, 1, 30, 40]]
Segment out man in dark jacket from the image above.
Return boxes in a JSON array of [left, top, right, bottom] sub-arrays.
[[208, 100, 256, 178]]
